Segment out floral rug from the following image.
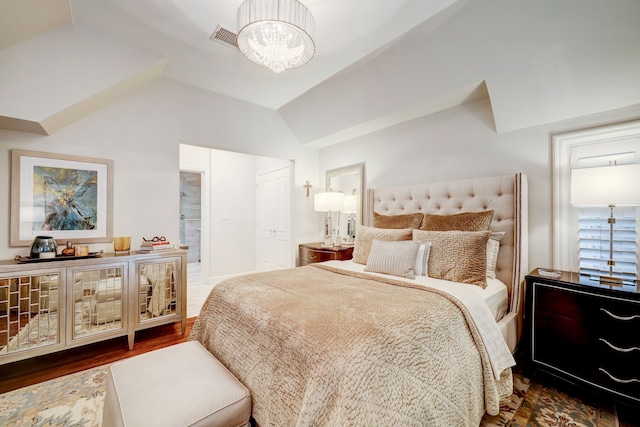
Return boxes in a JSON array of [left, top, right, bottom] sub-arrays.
[[0, 366, 108, 426], [0, 367, 618, 426]]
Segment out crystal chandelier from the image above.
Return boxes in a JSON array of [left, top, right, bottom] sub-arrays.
[[237, 0, 315, 73]]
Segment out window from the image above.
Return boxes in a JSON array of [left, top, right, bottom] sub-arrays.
[[552, 120, 640, 280], [577, 206, 637, 282]]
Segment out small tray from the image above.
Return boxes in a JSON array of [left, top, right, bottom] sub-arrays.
[[538, 268, 562, 278], [15, 252, 104, 264]]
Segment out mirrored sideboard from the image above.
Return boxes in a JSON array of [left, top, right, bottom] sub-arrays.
[[0, 250, 187, 365]]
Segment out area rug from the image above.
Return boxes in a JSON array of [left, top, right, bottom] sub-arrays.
[[0, 367, 618, 426]]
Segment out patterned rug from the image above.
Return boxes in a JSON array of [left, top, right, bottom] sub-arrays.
[[0, 366, 617, 426]]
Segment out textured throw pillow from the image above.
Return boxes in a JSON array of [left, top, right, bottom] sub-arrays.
[[414, 243, 432, 276], [372, 212, 424, 229], [353, 225, 413, 264], [412, 229, 490, 288], [486, 231, 505, 280], [365, 239, 420, 279], [420, 210, 494, 232]]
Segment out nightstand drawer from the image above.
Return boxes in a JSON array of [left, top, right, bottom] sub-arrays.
[[298, 243, 354, 266], [300, 247, 336, 264]]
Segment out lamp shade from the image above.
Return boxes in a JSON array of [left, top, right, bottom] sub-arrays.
[[314, 192, 344, 212], [343, 194, 358, 213], [571, 163, 640, 206]]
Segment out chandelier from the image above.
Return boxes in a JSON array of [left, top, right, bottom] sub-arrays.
[[237, 0, 315, 73]]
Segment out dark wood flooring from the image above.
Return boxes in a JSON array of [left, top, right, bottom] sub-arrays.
[[0, 317, 194, 394]]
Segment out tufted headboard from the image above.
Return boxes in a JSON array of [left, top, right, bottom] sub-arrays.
[[366, 173, 528, 316]]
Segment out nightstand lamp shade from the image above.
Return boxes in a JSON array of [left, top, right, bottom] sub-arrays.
[[570, 163, 640, 284], [314, 191, 344, 246], [342, 194, 358, 241], [570, 163, 640, 206], [314, 192, 344, 212], [342, 194, 358, 213]]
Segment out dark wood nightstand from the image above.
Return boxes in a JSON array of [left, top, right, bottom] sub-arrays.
[[298, 242, 354, 266], [525, 268, 640, 408]]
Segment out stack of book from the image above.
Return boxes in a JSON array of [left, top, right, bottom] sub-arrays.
[[138, 240, 175, 252]]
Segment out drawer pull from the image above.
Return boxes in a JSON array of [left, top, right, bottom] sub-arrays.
[[600, 308, 640, 321], [599, 338, 640, 353], [309, 255, 317, 259], [599, 368, 640, 384]]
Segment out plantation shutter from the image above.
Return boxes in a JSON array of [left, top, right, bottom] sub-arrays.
[[577, 206, 638, 283]]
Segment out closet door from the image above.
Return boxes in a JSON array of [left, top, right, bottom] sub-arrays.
[[256, 167, 291, 271]]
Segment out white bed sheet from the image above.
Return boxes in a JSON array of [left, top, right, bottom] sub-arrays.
[[320, 259, 515, 380], [322, 260, 508, 321]]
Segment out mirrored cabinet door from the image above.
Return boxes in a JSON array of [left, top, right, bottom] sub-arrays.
[[0, 269, 65, 356], [70, 263, 127, 341], [137, 258, 180, 323]]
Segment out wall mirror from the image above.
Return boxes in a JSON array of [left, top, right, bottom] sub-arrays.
[[326, 163, 365, 241]]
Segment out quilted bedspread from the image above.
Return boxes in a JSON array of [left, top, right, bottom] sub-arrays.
[[190, 265, 513, 426]]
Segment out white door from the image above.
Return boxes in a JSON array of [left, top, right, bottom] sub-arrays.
[[256, 166, 291, 271]]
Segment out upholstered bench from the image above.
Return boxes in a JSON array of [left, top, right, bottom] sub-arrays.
[[102, 341, 251, 427]]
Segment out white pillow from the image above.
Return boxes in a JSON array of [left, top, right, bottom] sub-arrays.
[[365, 239, 420, 279], [486, 232, 505, 279], [414, 243, 432, 276]]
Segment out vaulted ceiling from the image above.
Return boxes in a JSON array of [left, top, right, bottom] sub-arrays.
[[1, 0, 639, 144]]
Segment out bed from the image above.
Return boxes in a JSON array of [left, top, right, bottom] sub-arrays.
[[191, 173, 528, 426]]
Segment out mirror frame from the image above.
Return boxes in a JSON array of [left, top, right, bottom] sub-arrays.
[[325, 163, 365, 228]]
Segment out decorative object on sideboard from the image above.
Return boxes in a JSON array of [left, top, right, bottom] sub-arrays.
[[15, 250, 104, 264], [113, 236, 131, 253], [61, 241, 75, 256], [314, 191, 344, 247], [139, 236, 175, 252], [29, 236, 57, 259], [571, 163, 640, 285], [75, 245, 90, 257], [10, 149, 114, 247], [237, 0, 315, 73]]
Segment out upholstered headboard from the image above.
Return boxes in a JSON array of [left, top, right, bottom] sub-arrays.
[[366, 173, 528, 316]]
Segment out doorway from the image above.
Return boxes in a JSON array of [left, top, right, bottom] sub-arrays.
[[179, 171, 202, 264]]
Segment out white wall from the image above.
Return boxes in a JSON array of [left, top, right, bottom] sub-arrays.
[[0, 78, 319, 262], [319, 97, 640, 272]]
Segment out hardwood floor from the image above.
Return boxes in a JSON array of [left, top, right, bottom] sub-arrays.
[[0, 317, 195, 394]]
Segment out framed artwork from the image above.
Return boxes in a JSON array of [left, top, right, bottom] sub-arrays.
[[10, 149, 114, 246]]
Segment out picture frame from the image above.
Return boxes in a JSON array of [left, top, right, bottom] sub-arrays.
[[10, 149, 114, 247]]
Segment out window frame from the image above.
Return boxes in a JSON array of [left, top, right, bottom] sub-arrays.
[[552, 120, 640, 271]]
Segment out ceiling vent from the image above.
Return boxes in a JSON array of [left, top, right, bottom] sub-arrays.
[[210, 25, 239, 50]]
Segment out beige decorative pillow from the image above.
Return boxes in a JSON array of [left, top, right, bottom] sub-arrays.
[[412, 229, 490, 288], [353, 225, 413, 264], [420, 210, 494, 232], [365, 240, 420, 279], [372, 212, 424, 229], [486, 231, 505, 280]]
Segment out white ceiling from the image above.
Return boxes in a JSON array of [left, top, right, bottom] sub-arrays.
[[4, 0, 638, 140], [68, 0, 459, 109]]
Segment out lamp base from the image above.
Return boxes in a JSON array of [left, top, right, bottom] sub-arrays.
[[595, 275, 623, 286]]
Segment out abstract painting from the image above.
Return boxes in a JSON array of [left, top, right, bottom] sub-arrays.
[[11, 150, 113, 246]]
